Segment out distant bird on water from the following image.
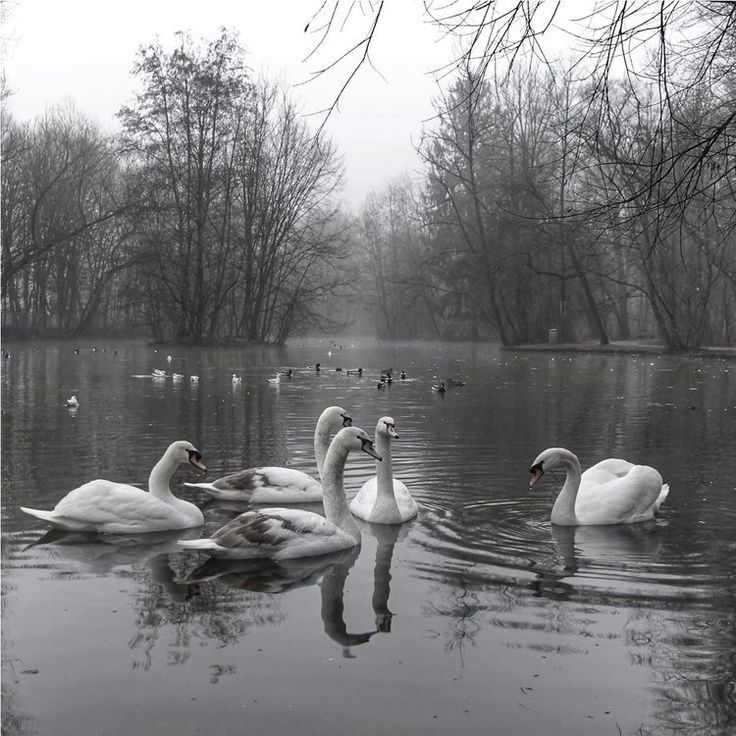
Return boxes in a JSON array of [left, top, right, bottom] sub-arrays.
[[65, 395, 80, 408], [432, 382, 446, 394]]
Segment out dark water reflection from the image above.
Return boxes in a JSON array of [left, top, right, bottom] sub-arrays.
[[2, 339, 735, 735]]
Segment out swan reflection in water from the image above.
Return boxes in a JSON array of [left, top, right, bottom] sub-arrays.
[[26, 527, 202, 576], [180, 518, 408, 656], [30, 515, 409, 657], [529, 520, 664, 602]]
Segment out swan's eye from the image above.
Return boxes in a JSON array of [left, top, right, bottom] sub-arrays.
[[529, 462, 544, 475], [384, 422, 395, 431], [188, 450, 202, 462], [342, 414, 353, 427]]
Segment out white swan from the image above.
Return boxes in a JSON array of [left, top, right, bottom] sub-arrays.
[[64, 395, 79, 408], [528, 447, 669, 526], [350, 416, 418, 524], [177, 426, 382, 560], [183, 405, 352, 503], [268, 372, 281, 384], [231, 374, 242, 385], [20, 441, 206, 533]]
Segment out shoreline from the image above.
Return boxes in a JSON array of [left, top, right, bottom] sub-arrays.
[[504, 340, 736, 360]]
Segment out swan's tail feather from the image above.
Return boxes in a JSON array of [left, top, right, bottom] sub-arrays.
[[177, 538, 220, 551], [20, 507, 56, 523], [654, 483, 670, 512], [182, 482, 215, 491]]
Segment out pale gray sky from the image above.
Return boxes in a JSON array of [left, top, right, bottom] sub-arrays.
[[2, 0, 453, 207]]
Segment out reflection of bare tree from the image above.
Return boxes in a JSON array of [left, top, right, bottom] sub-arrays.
[[2, 576, 38, 736], [424, 572, 484, 667], [0, 560, 38, 736]]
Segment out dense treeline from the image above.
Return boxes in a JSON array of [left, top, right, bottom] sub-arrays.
[[2, 7, 735, 348], [2, 29, 346, 343], [352, 3, 736, 349]]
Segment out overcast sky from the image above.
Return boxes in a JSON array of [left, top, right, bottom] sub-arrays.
[[2, 0, 459, 208]]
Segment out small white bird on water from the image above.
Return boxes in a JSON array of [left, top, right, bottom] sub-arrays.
[[232, 374, 242, 385], [65, 395, 80, 408], [268, 372, 282, 384]]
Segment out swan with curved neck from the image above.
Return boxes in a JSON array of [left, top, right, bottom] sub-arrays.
[[529, 447, 669, 526], [20, 441, 206, 533], [183, 406, 352, 502], [350, 416, 418, 524], [177, 427, 382, 560]]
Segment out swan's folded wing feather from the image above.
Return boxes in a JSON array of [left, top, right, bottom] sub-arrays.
[[211, 507, 336, 549], [250, 467, 322, 493], [211, 467, 318, 492], [582, 458, 635, 485], [578, 465, 665, 523], [47, 481, 182, 528]]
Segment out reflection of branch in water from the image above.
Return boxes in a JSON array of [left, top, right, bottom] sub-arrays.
[[424, 574, 483, 668]]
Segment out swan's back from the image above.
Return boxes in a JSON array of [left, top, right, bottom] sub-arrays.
[[24, 480, 191, 533], [577, 463, 667, 524]]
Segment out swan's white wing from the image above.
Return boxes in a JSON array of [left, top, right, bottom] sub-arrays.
[[185, 467, 322, 502], [26, 481, 181, 532], [576, 465, 666, 524], [582, 458, 636, 485]]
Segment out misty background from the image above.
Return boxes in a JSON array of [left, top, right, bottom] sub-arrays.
[[2, 1, 735, 350]]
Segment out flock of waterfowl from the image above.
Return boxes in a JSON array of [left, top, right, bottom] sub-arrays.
[[22, 394, 669, 561], [21, 343, 670, 562]]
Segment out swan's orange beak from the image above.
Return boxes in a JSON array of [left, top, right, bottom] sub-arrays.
[[529, 465, 544, 488]]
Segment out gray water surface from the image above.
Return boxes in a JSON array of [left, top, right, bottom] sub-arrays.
[[2, 340, 735, 736]]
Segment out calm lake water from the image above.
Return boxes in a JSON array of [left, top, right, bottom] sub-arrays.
[[2, 339, 735, 736]]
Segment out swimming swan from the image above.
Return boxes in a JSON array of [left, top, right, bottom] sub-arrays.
[[177, 427, 382, 560], [350, 416, 418, 524], [183, 406, 352, 503], [528, 447, 669, 526], [20, 441, 206, 533]]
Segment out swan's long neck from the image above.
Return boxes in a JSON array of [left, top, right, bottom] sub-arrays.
[[322, 443, 360, 542], [550, 451, 582, 526], [374, 432, 400, 514], [376, 433, 396, 497], [148, 452, 178, 500], [314, 420, 332, 480]]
